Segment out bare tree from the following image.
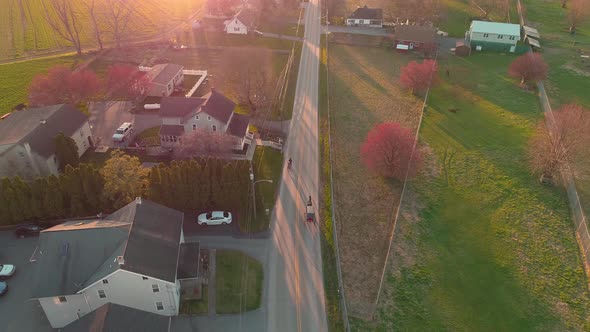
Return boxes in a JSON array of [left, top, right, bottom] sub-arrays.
[[103, 0, 137, 48], [568, 0, 589, 34], [527, 104, 590, 182], [219, 49, 274, 115], [81, 0, 103, 50], [476, 0, 510, 20], [42, 0, 83, 55], [174, 129, 235, 159]]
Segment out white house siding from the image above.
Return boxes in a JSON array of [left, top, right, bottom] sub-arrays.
[[183, 113, 226, 134], [346, 19, 382, 28], [0, 144, 50, 180], [469, 31, 519, 45], [39, 294, 91, 328], [70, 121, 92, 157], [82, 269, 179, 317], [225, 19, 248, 34]]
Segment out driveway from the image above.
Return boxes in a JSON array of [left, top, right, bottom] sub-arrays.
[[323, 25, 392, 37], [0, 231, 52, 332], [88, 101, 160, 148]]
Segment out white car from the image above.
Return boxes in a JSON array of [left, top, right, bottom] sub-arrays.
[[112, 122, 133, 142], [197, 211, 232, 225], [0, 264, 15, 279]]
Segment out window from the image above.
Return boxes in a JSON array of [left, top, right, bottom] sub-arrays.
[[19, 152, 25, 157], [142, 276, 148, 280], [195, 115, 199, 120], [98, 290, 106, 299], [80, 130, 84, 138], [207, 116, 211, 121], [509, 36, 515, 40], [58, 296, 67, 303], [102, 279, 109, 284], [152, 284, 160, 293], [497, 35, 503, 39], [483, 33, 489, 37], [234, 27, 240, 32], [193, 124, 197, 131], [212, 125, 217, 132], [156, 302, 164, 311]]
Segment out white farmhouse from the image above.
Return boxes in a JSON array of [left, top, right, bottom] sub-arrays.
[[159, 88, 252, 150], [146, 63, 185, 97], [31, 198, 201, 329], [224, 9, 257, 34], [346, 5, 383, 28], [0, 104, 92, 180]]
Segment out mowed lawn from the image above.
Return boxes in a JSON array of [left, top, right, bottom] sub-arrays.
[[352, 54, 590, 331], [0, 0, 202, 59], [215, 250, 263, 314], [0, 54, 86, 115], [328, 41, 422, 317]]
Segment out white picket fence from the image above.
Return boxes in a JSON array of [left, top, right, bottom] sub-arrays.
[[256, 138, 283, 151], [183, 70, 208, 97]]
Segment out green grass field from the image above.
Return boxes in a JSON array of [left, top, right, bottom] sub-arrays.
[[179, 286, 209, 315], [251, 146, 283, 232], [0, 0, 202, 59], [0, 54, 88, 114], [215, 250, 263, 314], [352, 54, 590, 331]]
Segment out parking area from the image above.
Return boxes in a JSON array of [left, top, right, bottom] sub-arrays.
[[88, 101, 161, 148], [0, 231, 52, 332]]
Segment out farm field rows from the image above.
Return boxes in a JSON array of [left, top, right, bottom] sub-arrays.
[[327, 40, 423, 317], [351, 53, 590, 331], [0, 0, 203, 60]]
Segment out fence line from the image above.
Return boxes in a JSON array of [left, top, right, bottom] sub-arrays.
[[517, 0, 590, 281]]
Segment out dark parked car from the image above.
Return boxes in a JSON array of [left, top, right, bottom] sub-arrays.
[[0, 282, 6, 296], [15, 224, 44, 238]]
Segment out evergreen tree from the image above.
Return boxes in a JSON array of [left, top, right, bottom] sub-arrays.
[[147, 166, 163, 204], [44, 175, 66, 218], [2, 178, 24, 223], [159, 165, 173, 207], [168, 162, 183, 209], [178, 161, 192, 210], [12, 177, 33, 221], [0, 178, 15, 225], [54, 132, 80, 172], [30, 178, 47, 219], [62, 165, 86, 217], [80, 163, 104, 213], [200, 158, 212, 208], [188, 160, 202, 209]]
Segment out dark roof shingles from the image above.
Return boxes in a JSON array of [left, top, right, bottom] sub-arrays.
[[149, 63, 184, 85], [202, 90, 235, 124], [227, 113, 250, 137], [349, 6, 382, 20], [0, 104, 88, 158], [121, 200, 184, 283], [177, 243, 200, 279], [159, 125, 185, 136], [159, 97, 206, 118]]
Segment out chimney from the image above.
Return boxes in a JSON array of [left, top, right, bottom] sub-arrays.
[[40, 119, 46, 124], [116, 256, 125, 265], [136, 197, 142, 205], [210, 87, 216, 93]]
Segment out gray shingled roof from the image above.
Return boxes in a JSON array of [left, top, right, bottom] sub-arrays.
[[201, 89, 235, 124], [159, 125, 185, 136], [177, 243, 200, 280], [159, 97, 206, 118], [117, 199, 184, 283], [61, 303, 170, 332], [32, 199, 185, 299], [235, 9, 257, 27], [0, 104, 88, 158], [227, 113, 250, 137], [349, 6, 382, 20], [32, 220, 131, 298], [148, 63, 184, 86]]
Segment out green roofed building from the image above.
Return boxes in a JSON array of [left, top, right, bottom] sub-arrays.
[[466, 20, 521, 52]]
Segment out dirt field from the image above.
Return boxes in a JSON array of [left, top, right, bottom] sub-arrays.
[[327, 41, 422, 318]]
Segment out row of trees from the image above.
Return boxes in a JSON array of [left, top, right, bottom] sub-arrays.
[[28, 64, 147, 107], [148, 159, 251, 213], [0, 150, 254, 226], [0, 164, 104, 225], [42, 0, 146, 55]]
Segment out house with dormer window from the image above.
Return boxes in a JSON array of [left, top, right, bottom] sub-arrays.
[[158, 88, 251, 150]]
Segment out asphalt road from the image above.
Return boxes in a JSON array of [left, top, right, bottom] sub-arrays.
[[0, 231, 52, 332], [264, 0, 328, 331]]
